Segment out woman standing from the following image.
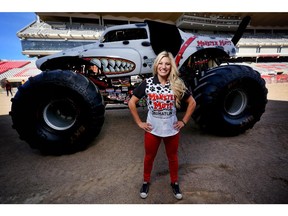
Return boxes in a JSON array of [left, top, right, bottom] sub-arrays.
[[128, 51, 196, 200]]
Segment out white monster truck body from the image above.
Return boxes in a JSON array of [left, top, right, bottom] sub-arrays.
[[36, 21, 235, 78]]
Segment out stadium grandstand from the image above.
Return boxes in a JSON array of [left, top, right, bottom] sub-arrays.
[[0, 60, 41, 87], [16, 12, 288, 61], [1, 12, 288, 85]]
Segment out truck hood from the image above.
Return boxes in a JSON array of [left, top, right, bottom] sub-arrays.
[[36, 41, 101, 69]]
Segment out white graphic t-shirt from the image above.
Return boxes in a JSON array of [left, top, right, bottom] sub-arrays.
[[133, 76, 190, 137]]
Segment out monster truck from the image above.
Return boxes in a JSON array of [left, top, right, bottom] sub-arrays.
[[10, 16, 267, 154]]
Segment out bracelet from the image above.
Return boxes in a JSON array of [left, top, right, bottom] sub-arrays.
[[181, 120, 186, 126]]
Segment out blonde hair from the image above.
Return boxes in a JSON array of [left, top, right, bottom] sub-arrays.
[[153, 51, 187, 108]]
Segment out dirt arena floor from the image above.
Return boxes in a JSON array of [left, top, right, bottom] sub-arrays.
[[0, 83, 288, 205]]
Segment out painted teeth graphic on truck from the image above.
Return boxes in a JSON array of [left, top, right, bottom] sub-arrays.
[[85, 57, 136, 75]]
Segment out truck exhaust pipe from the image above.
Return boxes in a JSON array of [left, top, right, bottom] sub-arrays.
[[231, 16, 251, 45]]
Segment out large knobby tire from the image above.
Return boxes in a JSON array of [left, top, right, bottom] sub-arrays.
[[10, 70, 105, 154], [192, 65, 268, 136]]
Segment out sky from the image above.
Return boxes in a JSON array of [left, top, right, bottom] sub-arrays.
[[0, 12, 37, 60]]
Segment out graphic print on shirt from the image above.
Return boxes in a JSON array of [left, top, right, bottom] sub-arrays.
[[145, 77, 176, 119]]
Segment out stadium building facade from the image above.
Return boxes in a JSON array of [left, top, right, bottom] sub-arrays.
[[16, 12, 288, 62]]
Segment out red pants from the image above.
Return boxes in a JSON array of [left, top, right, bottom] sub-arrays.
[[143, 132, 179, 183]]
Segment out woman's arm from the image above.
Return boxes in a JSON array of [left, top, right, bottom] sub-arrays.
[[174, 95, 196, 130], [128, 95, 152, 132], [128, 95, 142, 126], [182, 96, 196, 125]]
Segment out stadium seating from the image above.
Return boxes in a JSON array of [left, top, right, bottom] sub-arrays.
[[18, 21, 105, 40], [0, 61, 41, 80], [0, 61, 30, 75], [250, 63, 288, 83]]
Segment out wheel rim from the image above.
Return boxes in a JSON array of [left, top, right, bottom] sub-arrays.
[[224, 89, 248, 116], [43, 99, 78, 130]]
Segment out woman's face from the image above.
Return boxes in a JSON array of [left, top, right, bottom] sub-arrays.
[[157, 56, 171, 78]]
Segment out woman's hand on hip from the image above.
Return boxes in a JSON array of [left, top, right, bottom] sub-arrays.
[[138, 122, 152, 132], [174, 121, 185, 131]]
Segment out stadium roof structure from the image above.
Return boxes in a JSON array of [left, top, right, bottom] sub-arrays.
[[37, 12, 288, 28]]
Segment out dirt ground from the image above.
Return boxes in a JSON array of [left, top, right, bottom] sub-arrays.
[[0, 83, 288, 206]]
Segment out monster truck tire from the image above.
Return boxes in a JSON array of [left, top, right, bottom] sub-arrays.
[[192, 65, 267, 136], [10, 70, 105, 154]]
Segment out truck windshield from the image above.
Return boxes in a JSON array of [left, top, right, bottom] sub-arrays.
[[101, 28, 148, 43]]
